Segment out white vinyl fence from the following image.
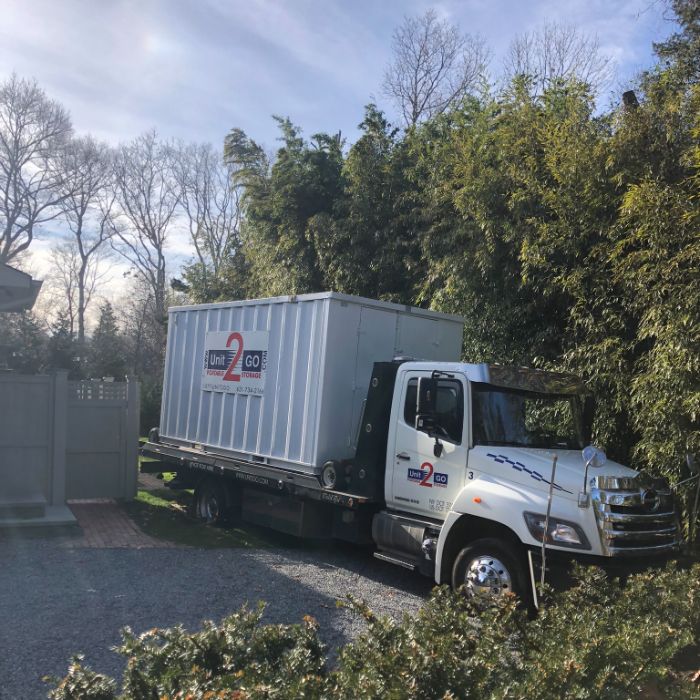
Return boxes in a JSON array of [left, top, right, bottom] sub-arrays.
[[0, 371, 139, 525]]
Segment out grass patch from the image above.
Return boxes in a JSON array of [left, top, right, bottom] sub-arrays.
[[138, 435, 161, 471], [122, 488, 279, 549]]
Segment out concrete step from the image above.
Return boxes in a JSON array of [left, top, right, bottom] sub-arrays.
[[0, 495, 46, 520], [0, 504, 78, 530]]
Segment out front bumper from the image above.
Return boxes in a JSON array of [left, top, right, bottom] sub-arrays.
[[527, 546, 683, 591]]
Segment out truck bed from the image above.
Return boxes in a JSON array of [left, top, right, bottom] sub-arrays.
[[140, 440, 371, 510]]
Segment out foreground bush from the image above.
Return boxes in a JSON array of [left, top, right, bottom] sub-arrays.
[[50, 563, 700, 700]]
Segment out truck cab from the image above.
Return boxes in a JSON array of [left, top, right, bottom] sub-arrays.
[[371, 361, 678, 600]]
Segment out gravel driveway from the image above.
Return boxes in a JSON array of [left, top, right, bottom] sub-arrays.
[[0, 535, 432, 699]]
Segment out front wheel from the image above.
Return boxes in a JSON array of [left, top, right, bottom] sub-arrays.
[[452, 538, 528, 603], [194, 478, 229, 525]]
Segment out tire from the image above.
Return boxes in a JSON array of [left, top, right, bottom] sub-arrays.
[[321, 461, 337, 490], [451, 538, 528, 603], [194, 478, 229, 526]]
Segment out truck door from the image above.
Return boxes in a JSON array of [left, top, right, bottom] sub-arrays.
[[388, 371, 468, 520]]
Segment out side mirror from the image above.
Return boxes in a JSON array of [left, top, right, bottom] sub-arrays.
[[415, 376, 437, 434], [579, 445, 606, 509], [582, 445, 606, 468], [687, 453, 698, 475]]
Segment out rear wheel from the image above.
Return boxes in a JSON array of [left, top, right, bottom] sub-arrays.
[[452, 538, 528, 603], [194, 478, 229, 525], [321, 461, 338, 489]]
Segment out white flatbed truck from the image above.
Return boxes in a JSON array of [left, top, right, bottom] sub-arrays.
[[141, 292, 679, 601]]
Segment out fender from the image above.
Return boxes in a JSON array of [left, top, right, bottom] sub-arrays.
[[434, 475, 601, 583]]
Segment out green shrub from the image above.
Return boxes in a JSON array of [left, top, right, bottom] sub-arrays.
[[50, 564, 700, 700], [138, 377, 163, 435]]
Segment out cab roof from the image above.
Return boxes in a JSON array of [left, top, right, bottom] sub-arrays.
[[398, 361, 588, 395]]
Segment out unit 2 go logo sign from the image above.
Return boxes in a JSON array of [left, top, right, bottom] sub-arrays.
[[407, 462, 448, 488], [202, 331, 269, 396]]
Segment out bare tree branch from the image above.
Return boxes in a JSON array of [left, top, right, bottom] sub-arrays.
[[48, 242, 79, 334], [504, 21, 615, 96], [173, 141, 242, 296], [110, 130, 179, 329], [383, 10, 488, 127], [48, 239, 111, 338], [0, 74, 73, 262], [57, 135, 115, 343]]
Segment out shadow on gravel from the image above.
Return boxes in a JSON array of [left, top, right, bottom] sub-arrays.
[[124, 486, 436, 595], [323, 538, 436, 595], [0, 533, 432, 700]]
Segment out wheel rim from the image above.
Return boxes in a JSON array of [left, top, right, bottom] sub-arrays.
[[199, 492, 219, 522], [464, 555, 512, 599], [321, 464, 337, 489]]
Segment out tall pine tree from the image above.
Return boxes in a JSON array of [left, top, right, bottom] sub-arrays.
[[88, 302, 127, 380], [46, 313, 83, 378]]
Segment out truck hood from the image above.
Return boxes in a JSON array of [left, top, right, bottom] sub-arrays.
[[471, 445, 639, 501]]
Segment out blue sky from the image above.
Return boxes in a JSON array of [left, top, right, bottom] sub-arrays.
[[0, 0, 676, 152]]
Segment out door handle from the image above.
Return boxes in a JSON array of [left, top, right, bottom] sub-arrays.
[[396, 452, 410, 461]]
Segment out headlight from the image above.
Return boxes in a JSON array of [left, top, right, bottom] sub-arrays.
[[523, 512, 591, 550]]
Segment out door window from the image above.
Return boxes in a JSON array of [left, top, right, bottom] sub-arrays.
[[404, 379, 418, 426], [403, 377, 464, 444]]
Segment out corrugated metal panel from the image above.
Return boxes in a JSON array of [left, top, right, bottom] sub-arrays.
[[160, 293, 464, 474]]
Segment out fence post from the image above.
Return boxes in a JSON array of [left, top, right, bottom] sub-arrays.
[[125, 376, 140, 499], [50, 371, 68, 506]]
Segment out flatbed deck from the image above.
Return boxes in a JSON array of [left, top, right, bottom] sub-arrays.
[[140, 441, 371, 509]]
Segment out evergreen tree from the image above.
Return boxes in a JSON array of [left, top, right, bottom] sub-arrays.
[[0, 311, 47, 373], [313, 105, 421, 303], [88, 302, 127, 380], [46, 312, 83, 378], [601, 1, 700, 472], [226, 118, 344, 296]]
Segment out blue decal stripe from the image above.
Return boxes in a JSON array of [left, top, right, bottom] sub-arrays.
[[484, 453, 573, 494]]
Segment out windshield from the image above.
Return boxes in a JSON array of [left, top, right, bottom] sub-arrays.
[[471, 383, 585, 450]]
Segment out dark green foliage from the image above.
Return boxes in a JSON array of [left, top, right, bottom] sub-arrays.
[[88, 302, 127, 380], [49, 657, 117, 700], [50, 564, 700, 699], [314, 105, 422, 303], [139, 376, 163, 435], [332, 565, 700, 699], [50, 604, 326, 699], [654, 0, 700, 84], [411, 82, 616, 364], [614, 172, 700, 473], [181, 249, 251, 303], [225, 118, 345, 297], [224, 127, 270, 188], [561, 10, 700, 475], [46, 312, 84, 379], [0, 311, 47, 373]]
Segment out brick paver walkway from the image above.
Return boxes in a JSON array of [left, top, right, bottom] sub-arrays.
[[66, 497, 179, 549]]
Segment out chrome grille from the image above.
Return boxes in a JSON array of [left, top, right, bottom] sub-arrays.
[[591, 474, 679, 556]]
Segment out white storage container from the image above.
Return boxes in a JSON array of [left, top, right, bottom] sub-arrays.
[[160, 293, 464, 475]]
